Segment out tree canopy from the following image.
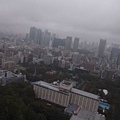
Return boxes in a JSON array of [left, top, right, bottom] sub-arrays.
[[0, 82, 70, 120]]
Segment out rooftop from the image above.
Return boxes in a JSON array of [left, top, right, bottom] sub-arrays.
[[59, 80, 73, 91], [33, 81, 59, 92], [71, 88, 99, 100], [70, 109, 105, 120], [64, 104, 79, 115], [33, 81, 99, 100], [0, 70, 18, 78]]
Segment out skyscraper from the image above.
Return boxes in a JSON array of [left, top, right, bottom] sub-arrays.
[[36, 29, 42, 45], [73, 37, 79, 51], [52, 38, 65, 48], [117, 52, 120, 67], [29, 27, 37, 41], [110, 48, 120, 61], [97, 39, 106, 58], [29, 27, 43, 45], [65, 36, 72, 50], [43, 30, 51, 47]]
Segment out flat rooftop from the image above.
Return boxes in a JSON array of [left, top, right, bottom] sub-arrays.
[[64, 104, 79, 114], [70, 109, 105, 120], [33, 81, 59, 92], [33, 81, 99, 100], [63, 81, 72, 85], [60, 80, 73, 91], [71, 88, 99, 100]]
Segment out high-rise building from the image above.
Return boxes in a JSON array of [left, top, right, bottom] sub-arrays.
[[29, 27, 43, 45], [0, 52, 3, 65], [43, 30, 51, 47], [110, 48, 120, 61], [51, 33, 56, 41], [111, 43, 119, 49], [73, 38, 79, 51], [52, 38, 65, 48], [117, 52, 120, 67], [29, 27, 37, 41], [97, 39, 106, 58], [50, 33, 56, 48], [25, 33, 29, 41], [36, 29, 42, 45], [65, 36, 72, 50]]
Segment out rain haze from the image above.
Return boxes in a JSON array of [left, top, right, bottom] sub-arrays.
[[0, 0, 120, 43]]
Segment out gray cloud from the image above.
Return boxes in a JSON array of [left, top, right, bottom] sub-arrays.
[[0, 0, 120, 43]]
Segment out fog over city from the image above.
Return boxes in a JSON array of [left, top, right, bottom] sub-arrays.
[[1, 1, 120, 120], [0, 0, 120, 43]]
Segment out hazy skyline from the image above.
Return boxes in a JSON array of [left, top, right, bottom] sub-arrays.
[[0, 0, 120, 43]]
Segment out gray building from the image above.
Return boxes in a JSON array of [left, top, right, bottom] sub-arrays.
[[70, 109, 105, 120], [117, 52, 120, 67], [35, 29, 42, 45], [73, 38, 79, 52], [98, 39, 106, 58], [65, 36, 72, 50], [73, 52, 81, 64], [29, 27, 37, 41], [33, 80, 106, 120], [110, 48, 120, 61], [0, 70, 25, 86], [0, 52, 3, 65], [43, 30, 51, 47], [29, 27, 43, 45], [33, 80, 99, 113], [52, 38, 65, 48], [43, 54, 53, 65]]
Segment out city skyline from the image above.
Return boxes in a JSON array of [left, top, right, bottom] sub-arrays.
[[0, 1, 120, 119], [0, 0, 120, 44]]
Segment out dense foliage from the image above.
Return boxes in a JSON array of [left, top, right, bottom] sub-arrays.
[[0, 82, 70, 120], [84, 80, 120, 120], [19, 63, 73, 83], [19, 63, 120, 120]]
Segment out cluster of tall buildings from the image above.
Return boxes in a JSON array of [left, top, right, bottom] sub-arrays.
[[29, 27, 51, 47], [28, 28, 120, 82], [52, 36, 79, 51], [1, 27, 120, 83], [0, 28, 115, 120], [29, 27, 80, 51]]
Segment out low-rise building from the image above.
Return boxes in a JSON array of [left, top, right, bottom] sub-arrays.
[[2, 61, 16, 70], [33, 80, 99, 113], [43, 54, 53, 65], [0, 70, 25, 86]]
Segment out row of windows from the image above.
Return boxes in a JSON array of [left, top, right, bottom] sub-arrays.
[[34, 85, 70, 107], [70, 93, 99, 112], [33, 85, 99, 112]]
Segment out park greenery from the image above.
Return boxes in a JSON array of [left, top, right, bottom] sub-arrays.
[[15, 63, 120, 120], [0, 82, 70, 120], [19, 62, 98, 83], [84, 80, 120, 120]]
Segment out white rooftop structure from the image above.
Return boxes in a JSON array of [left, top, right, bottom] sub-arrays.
[[103, 89, 108, 95]]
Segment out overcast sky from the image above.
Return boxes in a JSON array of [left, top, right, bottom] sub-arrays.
[[0, 0, 120, 43]]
